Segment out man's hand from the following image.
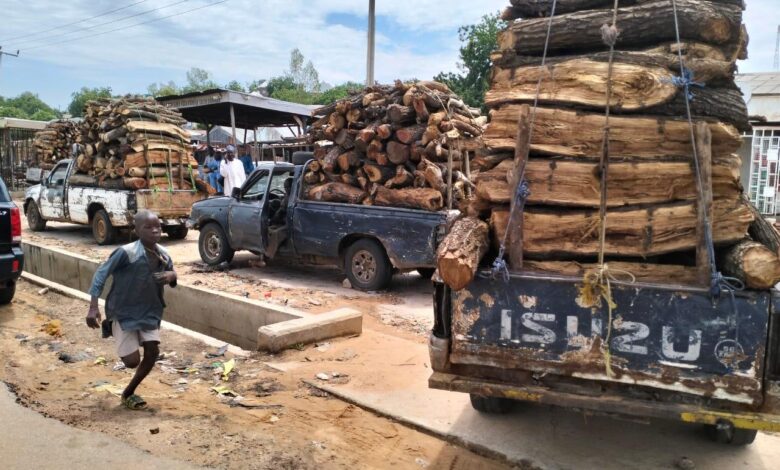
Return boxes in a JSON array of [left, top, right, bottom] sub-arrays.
[[153, 271, 177, 285], [86, 304, 102, 329]]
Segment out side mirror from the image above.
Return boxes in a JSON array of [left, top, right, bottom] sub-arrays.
[[231, 187, 241, 199]]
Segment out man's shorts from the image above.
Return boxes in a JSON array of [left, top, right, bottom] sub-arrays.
[[112, 321, 160, 358]]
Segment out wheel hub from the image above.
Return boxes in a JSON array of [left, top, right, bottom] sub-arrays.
[[352, 250, 376, 283], [95, 219, 106, 239], [205, 233, 222, 258]]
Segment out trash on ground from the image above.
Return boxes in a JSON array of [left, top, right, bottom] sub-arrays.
[[206, 344, 229, 358], [149, 427, 160, 435], [342, 279, 352, 289], [336, 349, 358, 362], [315, 342, 331, 352], [268, 415, 280, 423], [93, 356, 107, 365], [211, 385, 237, 396], [221, 358, 236, 381], [58, 351, 89, 363], [316, 372, 330, 381], [37, 287, 50, 295], [228, 397, 283, 409], [93, 382, 125, 396], [41, 319, 62, 337]]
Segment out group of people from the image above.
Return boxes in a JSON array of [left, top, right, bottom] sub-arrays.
[[200, 144, 256, 196]]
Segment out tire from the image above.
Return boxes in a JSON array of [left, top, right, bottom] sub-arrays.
[[26, 202, 46, 231], [92, 209, 117, 245], [469, 393, 514, 414], [198, 223, 235, 266], [707, 422, 758, 445], [417, 268, 436, 279], [0, 282, 15, 305], [344, 239, 392, 291], [165, 225, 189, 240]]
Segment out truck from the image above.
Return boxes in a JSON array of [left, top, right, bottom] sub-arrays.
[[428, 271, 780, 445], [24, 159, 203, 245], [0, 177, 23, 304], [188, 153, 453, 291]]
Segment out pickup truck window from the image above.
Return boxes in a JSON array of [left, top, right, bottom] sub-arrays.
[[269, 171, 292, 195], [242, 172, 270, 201], [49, 165, 68, 186], [0, 179, 9, 202]]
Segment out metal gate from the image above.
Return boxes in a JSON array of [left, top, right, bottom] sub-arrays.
[[747, 127, 780, 215]]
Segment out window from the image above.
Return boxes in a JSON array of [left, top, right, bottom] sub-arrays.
[[49, 165, 68, 187], [242, 172, 269, 201], [747, 128, 780, 215], [269, 171, 292, 194]]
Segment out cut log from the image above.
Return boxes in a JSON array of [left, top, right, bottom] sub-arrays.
[[385, 166, 414, 189], [67, 174, 99, 187], [125, 121, 190, 141], [395, 125, 426, 145], [498, 0, 744, 55], [388, 104, 416, 124], [364, 164, 396, 184], [387, 141, 410, 165], [308, 183, 367, 205], [421, 160, 445, 193], [475, 158, 741, 207], [123, 177, 148, 190], [123, 151, 195, 168], [745, 197, 780, 257], [484, 105, 741, 158], [490, 199, 753, 258], [523, 260, 700, 285], [372, 186, 444, 211], [502, 0, 745, 20], [376, 124, 393, 140], [722, 241, 780, 289], [337, 151, 360, 172], [437, 217, 490, 290]]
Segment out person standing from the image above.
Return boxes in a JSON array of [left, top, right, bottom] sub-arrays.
[[220, 149, 247, 197], [206, 151, 223, 195], [86, 211, 177, 410], [238, 145, 255, 176]]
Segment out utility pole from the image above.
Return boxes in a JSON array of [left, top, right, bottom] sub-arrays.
[[0, 46, 20, 90], [366, 0, 375, 86], [774, 25, 780, 71]]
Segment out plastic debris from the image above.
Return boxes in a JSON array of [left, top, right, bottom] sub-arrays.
[[268, 415, 279, 423], [206, 344, 229, 358], [94, 356, 107, 365], [37, 287, 50, 295], [316, 372, 330, 381], [211, 385, 237, 397], [93, 383, 125, 396], [222, 358, 235, 381], [315, 342, 331, 352]]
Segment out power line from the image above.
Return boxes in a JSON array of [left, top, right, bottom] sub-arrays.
[[0, 0, 149, 43], [8, 0, 191, 49], [23, 0, 229, 52]]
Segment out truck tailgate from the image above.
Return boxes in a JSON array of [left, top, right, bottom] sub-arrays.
[[448, 273, 771, 405], [137, 190, 204, 219]]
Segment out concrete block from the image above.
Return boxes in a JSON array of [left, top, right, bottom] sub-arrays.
[[257, 308, 363, 353]]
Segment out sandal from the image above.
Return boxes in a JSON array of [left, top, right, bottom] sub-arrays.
[[122, 394, 147, 410]]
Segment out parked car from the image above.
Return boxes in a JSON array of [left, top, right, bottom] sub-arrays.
[[0, 177, 23, 304]]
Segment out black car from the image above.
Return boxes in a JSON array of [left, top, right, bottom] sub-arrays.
[[0, 178, 23, 304]]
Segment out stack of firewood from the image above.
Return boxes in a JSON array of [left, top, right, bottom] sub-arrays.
[[33, 120, 81, 169], [70, 97, 211, 194], [304, 81, 486, 211], [438, 0, 780, 291]]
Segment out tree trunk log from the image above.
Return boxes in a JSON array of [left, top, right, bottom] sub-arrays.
[[388, 104, 416, 124], [503, 0, 744, 20], [484, 105, 741, 158], [437, 217, 490, 290], [722, 241, 780, 289], [523, 260, 700, 285], [372, 186, 444, 211], [499, 0, 743, 55], [337, 151, 360, 172], [364, 164, 396, 184], [308, 183, 367, 205], [385, 166, 414, 189], [395, 125, 426, 145], [490, 199, 752, 257], [387, 141, 410, 165], [745, 197, 780, 258]]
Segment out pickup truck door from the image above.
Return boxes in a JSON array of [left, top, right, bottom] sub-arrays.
[[228, 169, 271, 252], [38, 161, 69, 220]]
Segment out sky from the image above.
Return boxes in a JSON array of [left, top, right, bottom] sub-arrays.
[[0, 0, 776, 111]]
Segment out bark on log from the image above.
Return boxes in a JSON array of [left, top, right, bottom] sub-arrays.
[[490, 199, 753, 257], [437, 217, 490, 290], [484, 105, 741, 158], [475, 157, 740, 207], [387, 141, 410, 165], [745, 197, 780, 258], [421, 160, 445, 193], [396, 125, 426, 145], [523, 260, 700, 285], [488, 59, 677, 111], [308, 183, 367, 204], [388, 105, 416, 124], [372, 186, 444, 211], [67, 174, 99, 187], [125, 121, 190, 141], [123, 151, 195, 168], [722, 241, 780, 289], [385, 166, 414, 189], [123, 177, 148, 190], [337, 151, 360, 172], [498, 0, 743, 55], [364, 164, 396, 184], [503, 0, 744, 20]]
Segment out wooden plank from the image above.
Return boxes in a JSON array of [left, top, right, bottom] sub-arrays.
[[509, 104, 531, 270], [694, 121, 714, 286]]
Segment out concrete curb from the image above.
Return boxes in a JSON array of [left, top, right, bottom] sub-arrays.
[[258, 308, 362, 353]]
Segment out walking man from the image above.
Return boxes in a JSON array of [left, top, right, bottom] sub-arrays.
[[86, 210, 177, 410], [220, 148, 247, 197]]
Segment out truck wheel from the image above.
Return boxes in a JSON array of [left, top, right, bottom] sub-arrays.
[[344, 239, 392, 291], [199, 223, 235, 266], [707, 421, 758, 445], [0, 282, 16, 305], [165, 225, 189, 240], [92, 209, 117, 245], [469, 393, 514, 414], [26, 202, 46, 231]]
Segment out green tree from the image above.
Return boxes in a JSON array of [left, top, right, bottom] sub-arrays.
[[182, 67, 219, 93], [246, 79, 267, 94], [30, 109, 58, 121], [318, 82, 363, 105], [434, 12, 505, 110], [147, 80, 179, 98], [225, 80, 246, 92], [0, 92, 59, 120], [67, 86, 113, 117]]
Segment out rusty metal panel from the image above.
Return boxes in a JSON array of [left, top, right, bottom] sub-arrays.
[[450, 274, 771, 405], [67, 187, 130, 226]]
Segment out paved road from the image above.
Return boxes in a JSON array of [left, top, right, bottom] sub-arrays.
[[0, 384, 198, 470]]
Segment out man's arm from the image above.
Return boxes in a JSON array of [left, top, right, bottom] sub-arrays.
[[86, 249, 128, 329], [153, 256, 177, 287]]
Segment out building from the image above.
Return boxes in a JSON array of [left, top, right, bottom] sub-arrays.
[[0, 117, 47, 190], [736, 72, 780, 216]]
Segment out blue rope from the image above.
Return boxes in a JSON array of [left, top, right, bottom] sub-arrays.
[[664, 67, 704, 101], [486, 179, 531, 282]]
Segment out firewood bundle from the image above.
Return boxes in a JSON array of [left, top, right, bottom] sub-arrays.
[[304, 81, 486, 211], [438, 0, 780, 290], [71, 97, 212, 194], [33, 120, 81, 169]]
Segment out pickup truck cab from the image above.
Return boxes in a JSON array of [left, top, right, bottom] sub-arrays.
[[24, 159, 203, 245], [189, 154, 453, 290]]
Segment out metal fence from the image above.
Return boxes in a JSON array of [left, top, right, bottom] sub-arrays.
[[747, 127, 780, 215], [0, 127, 37, 191]]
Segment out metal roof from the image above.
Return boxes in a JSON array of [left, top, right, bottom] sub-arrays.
[[736, 73, 780, 123], [0, 117, 48, 130], [156, 89, 317, 128]]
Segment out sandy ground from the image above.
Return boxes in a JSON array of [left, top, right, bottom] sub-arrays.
[[0, 281, 514, 470], [18, 211, 435, 337]]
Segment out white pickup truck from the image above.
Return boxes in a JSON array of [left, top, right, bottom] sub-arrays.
[[24, 159, 204, 244]]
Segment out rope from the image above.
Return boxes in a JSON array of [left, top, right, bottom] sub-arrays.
[[487, 0, 559, 280]]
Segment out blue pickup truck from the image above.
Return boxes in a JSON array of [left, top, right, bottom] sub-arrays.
[[188, 153, 453, 290]]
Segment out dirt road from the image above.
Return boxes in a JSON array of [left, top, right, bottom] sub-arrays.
[[0, 280, 512, 470]]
